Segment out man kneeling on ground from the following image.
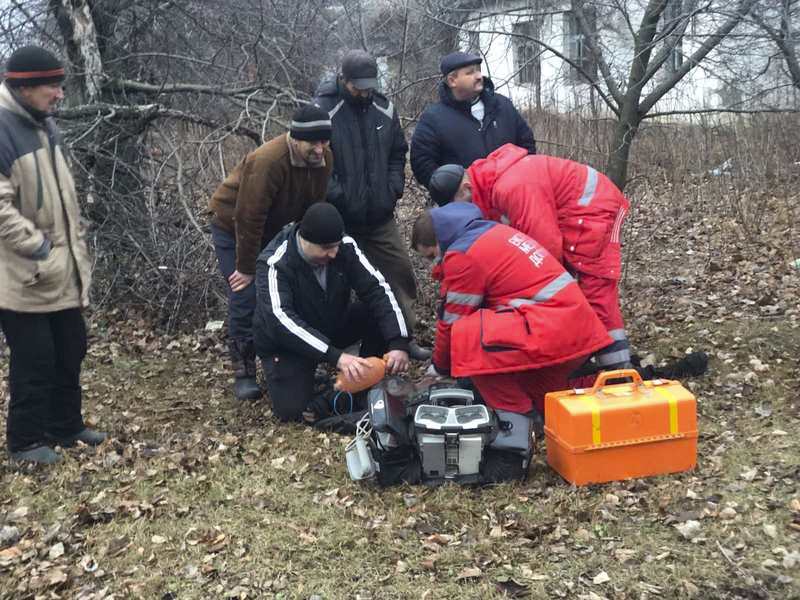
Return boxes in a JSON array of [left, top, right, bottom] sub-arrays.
[[411, 203, 611, 419], [253, 203, 410, 422]]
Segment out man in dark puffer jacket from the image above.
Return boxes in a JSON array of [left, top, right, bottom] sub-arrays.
[[314, 50, 429, 359], [410, 51, 536, 188]]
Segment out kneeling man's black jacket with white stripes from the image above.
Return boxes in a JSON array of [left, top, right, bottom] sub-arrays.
[[253, 222, 410, 365]]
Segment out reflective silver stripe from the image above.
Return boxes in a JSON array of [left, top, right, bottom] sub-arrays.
[[290, 119, 331, 129], [442, 311, 462, 324], [596, 348, 631, 366], [373, 100, 394, 120], [611, 206, 626, 243], [268, 242, 329, 354], [578, 166, 598, 206], [500, 214, 510, 225], [446, 291, 483, 306], [509, 272, 575, 308], [343, 236, 408, 338], [608, 328, 628, 341], [327, 100, 345, 119]]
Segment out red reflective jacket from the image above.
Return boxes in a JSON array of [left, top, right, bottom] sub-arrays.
[[430, 203, 611, 377], [468, 144, 628, 280]]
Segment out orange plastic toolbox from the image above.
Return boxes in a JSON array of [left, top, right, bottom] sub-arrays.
[[544, 369, 697, 485]]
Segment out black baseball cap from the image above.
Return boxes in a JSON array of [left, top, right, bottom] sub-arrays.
[[341, 50, 378, 90]]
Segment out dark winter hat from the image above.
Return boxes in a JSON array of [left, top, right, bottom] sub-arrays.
[[440, 51, 482, 76], [290, 105, 332, 142], [4, 46, 65, 88], [299, 203, 345, 245], [428, 164, 466, 206], [341, 50, 378, 90]]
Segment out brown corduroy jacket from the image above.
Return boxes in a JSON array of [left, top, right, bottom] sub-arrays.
[[208, 133, 333, 274]]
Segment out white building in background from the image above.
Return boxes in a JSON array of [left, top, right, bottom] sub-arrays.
[[459, 0, 779, 114]]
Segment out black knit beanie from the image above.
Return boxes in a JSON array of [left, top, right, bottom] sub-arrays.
[[299, 203, 344, 245], [290, 105, 332, 142], [428, 164, 466, 206], [5, 46, 65, 88]]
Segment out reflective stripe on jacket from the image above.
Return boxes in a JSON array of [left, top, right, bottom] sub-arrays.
[[430, 203, 610, 377], [469, 144, 629, 280]]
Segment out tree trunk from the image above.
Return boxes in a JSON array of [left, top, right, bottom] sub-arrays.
[[606, 101, 642, 191]]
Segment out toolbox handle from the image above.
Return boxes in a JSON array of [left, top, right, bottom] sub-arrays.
[[590, 369, 644, 395]]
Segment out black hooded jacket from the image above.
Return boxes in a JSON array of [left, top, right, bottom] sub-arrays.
[[314, 79, 408, 231], [253, 223, 410, 366], [410, 78, 536, 187]]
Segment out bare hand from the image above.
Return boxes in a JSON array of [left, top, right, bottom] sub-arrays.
[[337, 353, 372, 382], [384, 350, 410, 375], [228, 270, 254, 292]]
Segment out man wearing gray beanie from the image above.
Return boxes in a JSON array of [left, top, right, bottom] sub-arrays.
[[1, 46, 106, 465], [208, 104, 334, 401]]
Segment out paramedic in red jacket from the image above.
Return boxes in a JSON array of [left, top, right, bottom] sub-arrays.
[[427, 144, 630, 370], [411, 203, 611, 415]]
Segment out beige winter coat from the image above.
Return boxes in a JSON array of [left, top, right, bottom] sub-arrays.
[[0, 83, 91, 312]]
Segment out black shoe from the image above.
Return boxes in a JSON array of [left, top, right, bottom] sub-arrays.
[[54, 428, 107, 447], [409, 341, 432, 361], [657, 352, 709, 379], [10, 445, 61, 465]]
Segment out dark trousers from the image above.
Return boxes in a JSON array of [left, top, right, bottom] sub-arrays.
[[350, 218, 418, 332], [260, 302, 386, 422], [0, 308, 86, 452], [211, 223, 257, 342]]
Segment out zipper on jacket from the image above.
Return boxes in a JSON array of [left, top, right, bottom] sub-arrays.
[[46, 126, 82, 298]]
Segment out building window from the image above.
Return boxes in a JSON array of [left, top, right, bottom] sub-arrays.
[[663, 0, 684, 72], [513, 20, 541, 85], [565, 4, 597, 81]]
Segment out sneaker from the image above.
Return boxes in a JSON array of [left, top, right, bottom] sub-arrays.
[[10, 445, 61, 465], [408, 341, 432, 361], [54, 428, 108, 448]]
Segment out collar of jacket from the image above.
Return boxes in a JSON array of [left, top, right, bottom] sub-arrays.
[[0, 83, 50, 127], [286, 133, 327, 169], [438, 77, 497, 114]]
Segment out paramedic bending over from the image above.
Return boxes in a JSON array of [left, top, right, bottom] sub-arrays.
[[411, 203, 611, 417]]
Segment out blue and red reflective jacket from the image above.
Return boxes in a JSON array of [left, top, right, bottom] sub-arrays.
[[469, 144, 628, 280], [430, 203, 610, 377]]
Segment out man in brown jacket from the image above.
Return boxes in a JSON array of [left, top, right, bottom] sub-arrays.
[[208, 105, 333, 400], [0, 46, 106, 465]]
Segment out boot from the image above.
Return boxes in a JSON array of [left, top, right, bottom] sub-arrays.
[[408, 341, 432, 361], [229, 338, 262, 401], [10, 445, 61, 465]]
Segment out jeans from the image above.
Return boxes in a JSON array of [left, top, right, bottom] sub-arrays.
[[211, 223, 257, 342]]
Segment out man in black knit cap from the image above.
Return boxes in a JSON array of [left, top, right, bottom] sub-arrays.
[[0, 46, 106, 464], [208, 105, 333, 401], [253, 203, 410, 423]]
